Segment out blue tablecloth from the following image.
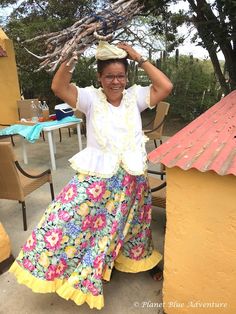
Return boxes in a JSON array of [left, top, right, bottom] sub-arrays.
[[0, 116, 82, 143]]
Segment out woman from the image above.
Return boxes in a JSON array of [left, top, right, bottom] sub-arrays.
[[9, 41, 172, 309]]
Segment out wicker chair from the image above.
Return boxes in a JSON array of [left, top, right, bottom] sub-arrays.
[[0, 124, 16, 146], [143, 101, 170, 148], [17, 99, 39, 120], [17, 98, 47, 141], [0, 142, 54, 231], [148, 170, 166, 209]]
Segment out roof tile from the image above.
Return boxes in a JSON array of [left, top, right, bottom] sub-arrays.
[[148, 90, 236, 176]]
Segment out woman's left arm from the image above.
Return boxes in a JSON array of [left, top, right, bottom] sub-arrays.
[[117, 43, 173, 107]]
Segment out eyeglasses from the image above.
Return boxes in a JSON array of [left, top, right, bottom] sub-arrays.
[[103, 74, 127, 82]]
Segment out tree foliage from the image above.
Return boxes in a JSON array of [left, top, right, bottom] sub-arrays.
[[166, 55, 221, 120], [0, 0, 230, 116], [0, 0, 102, 107], [141, 0, 236, 93], [188, 0, 236, 93], [134, 53, 220, 121]]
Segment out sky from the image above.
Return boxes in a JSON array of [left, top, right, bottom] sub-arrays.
[[175, 26, 211, 60], [170, 1, 224, 60]]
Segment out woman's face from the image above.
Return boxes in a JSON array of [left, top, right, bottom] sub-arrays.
[[98, 62, 127, 100]]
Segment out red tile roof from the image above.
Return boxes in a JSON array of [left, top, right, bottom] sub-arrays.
[[0, 45, 7, 57], [148, 90, 236, 176]]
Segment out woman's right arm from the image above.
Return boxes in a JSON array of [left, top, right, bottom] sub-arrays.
[[51, 60, 78, 108]]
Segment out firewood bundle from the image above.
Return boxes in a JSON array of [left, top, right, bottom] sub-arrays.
[[23, 0, 142, 72]]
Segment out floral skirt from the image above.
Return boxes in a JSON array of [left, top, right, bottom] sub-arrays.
[[9, 167, 162, 310]]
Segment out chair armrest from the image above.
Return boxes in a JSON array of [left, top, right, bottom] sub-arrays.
[[148, 169, 166, 176], [142, 116, 155, 129], [15, 161, 51, 179], [150, 181, 166, 193], [144, 118, 165, 134]]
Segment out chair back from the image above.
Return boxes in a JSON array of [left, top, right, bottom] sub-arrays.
[[148, 174, 166, 208], [0, 142, 23, 200], [74, 109, 86, 135], [17, 99, 39, 120], [153, 101, 170, 138], [74, 109, 85, 120]]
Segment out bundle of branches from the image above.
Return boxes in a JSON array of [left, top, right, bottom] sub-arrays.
[[23, 0, 142, 72]]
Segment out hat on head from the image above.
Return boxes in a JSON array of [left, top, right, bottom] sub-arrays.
[[95, 41, 127, 60]]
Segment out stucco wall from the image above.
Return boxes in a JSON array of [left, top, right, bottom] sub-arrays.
[[0, 222, 11, 262], [0, 28, 20, 124], [163, 167, 236, 313]]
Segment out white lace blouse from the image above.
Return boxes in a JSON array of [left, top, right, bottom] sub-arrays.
[[69, 84, 153, 178]]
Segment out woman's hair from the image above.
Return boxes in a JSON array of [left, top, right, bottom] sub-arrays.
[[97, 58, 128, 74]]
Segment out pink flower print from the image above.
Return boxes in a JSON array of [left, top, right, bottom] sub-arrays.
[[44, 228, 63, 250], [82, 279, 90, 288], [144, 203, 151, 212], [58, 210, 71, 222], [22, 258, 35, 271], [136, 232, 144, 239], [94, 272, 102, 280], [45, 264, 59, 281], [94, 261, 103, 280], [123, 175, 136, 196], [90, 237, 95, 247], [121, 203, 128, 215], [143, 204, 152, 212], [130, 244, 145, 260], [23, 231, 37, 252], [117, 239, 123, 247], [81, 241, 88, 249], [56, 258, 67, 276], [122, 174, 133, 186], [94, 254, 105, 278], [91, 214, 106, 231], [86, 181, 106, 202], [93, 254, 104, 268], [82, 279, 99, 296], [145, 211, 152, 223], [136, 183, 145, 200], [81, 215, 92, 231], [139, 205, 152, 223], [143, 204, 152, 223], [146, 229, 151, 238], [112, 241, 122, 261], [112, 250, 117, 260], [48, 213, 56, 221], [139, 210, 144, 222], [57, 184, 77, 203], [111, 220, 118, 235]]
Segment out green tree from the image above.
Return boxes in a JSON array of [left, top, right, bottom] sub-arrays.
[[164, 55, 220, 120], [1, 0, 229, 112], [141, 0, 236, 94], [0, 0, 101, 108]]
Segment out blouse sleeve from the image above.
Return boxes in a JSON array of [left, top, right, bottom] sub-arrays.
[[75, 86, 93, 114], [134, 84, 156, 112]]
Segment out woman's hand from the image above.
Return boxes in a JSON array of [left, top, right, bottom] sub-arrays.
[[116, 42, 141, 62], [66, 51, 79, 73], [117, 42, 173, 107]]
